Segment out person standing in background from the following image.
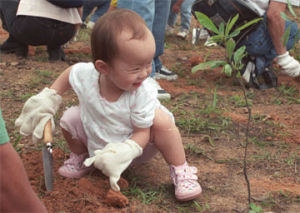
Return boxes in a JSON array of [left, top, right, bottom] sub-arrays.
[[167, 0, 195, 39], [81, 0, 111, 29], [117, 0, 179, 100]]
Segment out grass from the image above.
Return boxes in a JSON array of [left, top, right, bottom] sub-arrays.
[[11, 132, 23, 153], [28, 69, 54, 88], [229, 94, 253, 107], [76, 28, 91, 42]]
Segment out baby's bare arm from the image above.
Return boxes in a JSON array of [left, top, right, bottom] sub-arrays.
[[50, 66, 73, 95]]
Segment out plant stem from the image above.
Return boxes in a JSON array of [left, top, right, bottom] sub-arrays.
[[240, 82, 252, 206]]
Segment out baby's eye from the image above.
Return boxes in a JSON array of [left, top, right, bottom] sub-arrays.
[[129, 68, 141, 73]]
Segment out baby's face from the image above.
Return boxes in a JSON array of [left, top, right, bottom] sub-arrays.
[[107, 27, 155, 92]]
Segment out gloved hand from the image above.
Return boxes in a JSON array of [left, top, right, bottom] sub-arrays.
[[84, 139, 143, 191], [277, 51, 300, 77], [15, 88, 62, 143]]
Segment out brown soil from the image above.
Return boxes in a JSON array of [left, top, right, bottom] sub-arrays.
[[1, 14, 300, 213]]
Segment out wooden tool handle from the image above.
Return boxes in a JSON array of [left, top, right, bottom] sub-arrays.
[[43, 120, 53, 144]]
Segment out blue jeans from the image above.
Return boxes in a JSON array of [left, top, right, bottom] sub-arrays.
[[168, 0, 194, 31], [117, 0, 171, 76], [82, 0, 110, 23], [239, 14, 299, 75]]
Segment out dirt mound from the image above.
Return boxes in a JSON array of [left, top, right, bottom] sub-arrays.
[[21, 149, 132, 212]]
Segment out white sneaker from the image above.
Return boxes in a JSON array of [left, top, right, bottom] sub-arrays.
[[199, 28, 209, 39], [87, 21, 95, 29], [192, 28, 209, 45], [155, 65, 178, 81], [176, 29, 189, 39], [147, 77, 171, 100], [242, 61, 255, 83]]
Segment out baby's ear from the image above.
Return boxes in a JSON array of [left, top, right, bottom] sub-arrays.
[[95, 60, 109, 75]]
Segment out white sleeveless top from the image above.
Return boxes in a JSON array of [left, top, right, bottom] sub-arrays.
[[17, 0, 82, 24], [69, 62, 172, 156]]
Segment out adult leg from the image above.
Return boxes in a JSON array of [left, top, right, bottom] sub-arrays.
[[179, 0, 194, 32], [168, 0, 178, 28], [238, 16, 273, 75], [0, 0, 28, 56], [0, 143, 47, 212], [152, 0, 171, 74], [0, 0, 19, 32], [117, 0, 173, 100], [12, 16, 76, 60], [117, 0, 155, 31], [89, 0, 111, 23], [153, 0, 178, 82], [82, 0, 98, 22]]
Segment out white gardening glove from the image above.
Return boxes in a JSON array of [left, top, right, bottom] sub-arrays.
[[84, 139, 143, 191], [277, 51, 300, 77], [15, 88, 62, 143]]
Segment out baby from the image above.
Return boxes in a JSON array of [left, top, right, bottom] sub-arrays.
[[15, 9, 201, 201]]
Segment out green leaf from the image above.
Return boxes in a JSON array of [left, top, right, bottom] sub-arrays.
[[287, 0, 297, 17], [226, 38, 236, 61], [191, 61, 226, 73], [229, 30, 240, 39], [249, 203, 263, 213], [219, 22, 225, 36], [233, 45, 246, 64], [283, 25, 291, 46], [238, 64, 244, 71], [280, 12, 291, 21], [212, 88, 217, 109], [202, 135, 215, 147], [195, 12, 219, 34], [210, 34, 223, 43], [234, 18, 262, 32], [223, 64, 232, 76], [225, 14, 239, 36], [236, 70, 241, 78]]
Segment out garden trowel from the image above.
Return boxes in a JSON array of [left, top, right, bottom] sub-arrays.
[[43, 120, 53, 191]]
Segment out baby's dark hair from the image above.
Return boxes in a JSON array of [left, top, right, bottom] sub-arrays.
[[91, 9, 148, 64]]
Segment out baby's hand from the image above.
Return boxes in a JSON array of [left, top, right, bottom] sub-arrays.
[[15, 88, 61, 143], [84, 139, 143, 191]]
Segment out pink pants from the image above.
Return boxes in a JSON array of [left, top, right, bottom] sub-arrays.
[[60, 106, 158, 165]]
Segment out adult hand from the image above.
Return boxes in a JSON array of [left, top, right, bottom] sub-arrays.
[[15, 88, 62, 143], [277, 52, 300, 77], [84, 139, 143, 191]]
